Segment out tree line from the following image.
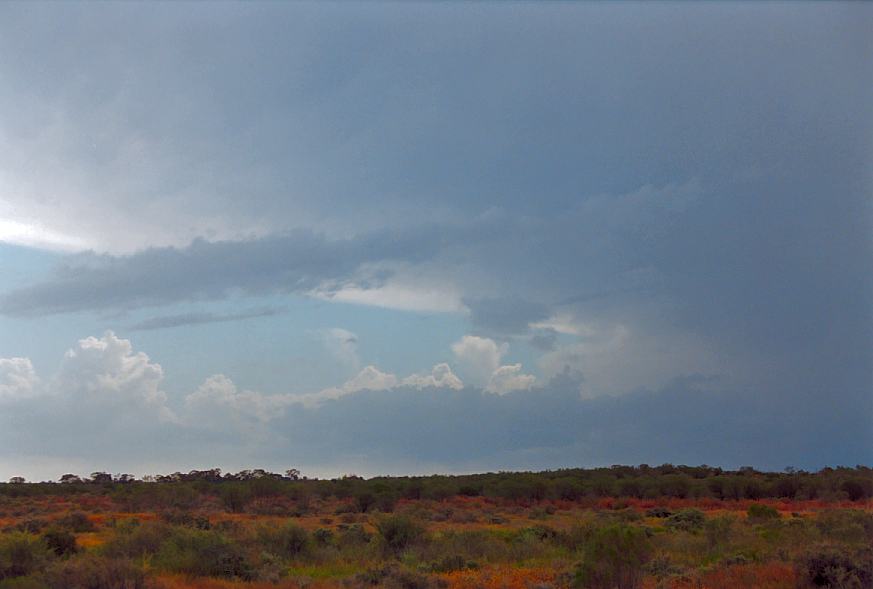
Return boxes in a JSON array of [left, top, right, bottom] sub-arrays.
[[3, 464, 871, 505]]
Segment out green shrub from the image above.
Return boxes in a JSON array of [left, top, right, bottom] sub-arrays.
[[354, 564, 445, 589], [815, 510, 873, 545], [516, 526, 557, 542], [429, 554, 478, 573], [704, 514, 735, 550], [39, 555, 147, 589], [41, 530, 77, 557], [219, 485, 251, 513], [153, 528, 252, 579], [797, 545, 873, 588], [841, 479, 871, 502], [0, 533, 50, 579], [13, 522, 45, 535], [574, 524, 653, 589], [256, 523, 309, 558], [337, 524, 372, 548], [375, 515, 424, 556], [312, 528, 334, 546], [665, 509, 705, 532], [645, 507, 672, 518], [101, 522, 171, 559], [56, 513, 93, 534], [747, 503, 780, 522]]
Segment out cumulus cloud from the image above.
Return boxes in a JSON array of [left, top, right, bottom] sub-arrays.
[[185, 374, 292, 424], [402, 363, 464, 390], [451, 335, 535, 394], [58, 331, 175, 421], [341, 365, 399, 394], [294, 363, 463, 408], [451, 335, 508, 387], [0, 357, 39, 401], [0, 332, 870, 480], [486, 364, 536, 394]]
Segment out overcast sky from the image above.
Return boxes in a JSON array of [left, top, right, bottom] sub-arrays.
[[0, 2, 870, 481]]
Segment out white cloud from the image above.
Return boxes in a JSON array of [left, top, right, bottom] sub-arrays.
[[185, 374, 292, 423], [0, 216, 92, 252], [402, 363, 464, 390], [58, 331, 175, 420], [451, 335, 508, 387], [316, 281, 466, 314], [486, 363, 536, 394], [0, 357, 39, 401], [342, 365, 399, 393], [190, 361, 465, 417], [451, 335, 535, 394], [529, 313, 596, 337]]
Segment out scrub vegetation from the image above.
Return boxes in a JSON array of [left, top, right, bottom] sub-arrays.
[[0, 465, 870, 588]]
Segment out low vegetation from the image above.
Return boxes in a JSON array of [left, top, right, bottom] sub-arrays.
[[0, 465, 869, 588]]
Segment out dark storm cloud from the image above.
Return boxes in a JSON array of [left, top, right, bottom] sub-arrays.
[[129, 307, 283, 331], [0, 2, 870, 475], [0, 227, 450, 316]]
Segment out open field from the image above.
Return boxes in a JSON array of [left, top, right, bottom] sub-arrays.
[[0, 466, 870, 588]]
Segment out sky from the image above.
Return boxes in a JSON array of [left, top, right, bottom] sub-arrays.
[[0, 2, 871, 481]]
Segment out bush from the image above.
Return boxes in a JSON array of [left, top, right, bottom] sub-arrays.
[[102, 522, 171, 559], [375, 516, 424, 556], [798, 545, 873, 588], [219, 485, 251, 513], [41, 530, 77, 557], [574, 524, 653, 589], [159, 509, 208, 528], [13, 522, 45, 535], [429, 555, 478, 573], [665, 509, 705, 532], [312, 528, 334, 546], [337, 524, 371, 547], [256, 523, 309, 558], [645, 507, 672, 519], [815, 510, 873, 545], [0, 577, 47, 589], [153, 528, 252, 579], [747, 503, 780, 522], [56, 513, 94, 534], [39, 555, 148, 589], [0, 533, 50, 579], [354, 564, 446, 589], [841, 479, 871, 502]]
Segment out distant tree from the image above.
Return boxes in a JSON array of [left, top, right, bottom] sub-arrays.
[[285, 469, 301, 481], [90, 472, 113, 484], [8, 477, 25, 484], [59, 474, 83, 484], [841, 478, 871, 501]]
